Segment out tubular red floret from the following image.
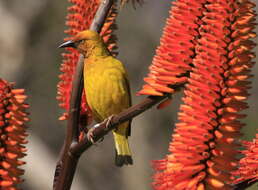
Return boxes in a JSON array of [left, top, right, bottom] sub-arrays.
[[232, 133, 258, 184], [138, 0, 207, 96]]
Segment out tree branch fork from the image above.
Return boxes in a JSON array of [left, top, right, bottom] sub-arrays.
[[53, 0, 172, 189], [53, 0, 258, 189]]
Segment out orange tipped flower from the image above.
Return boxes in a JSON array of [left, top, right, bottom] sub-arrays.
[[138, 0, 207, 96], [232, 133, 258, 184], [57, 0, 118, 126], [153, 0, 256, 189], [0, 79, 29, 189]]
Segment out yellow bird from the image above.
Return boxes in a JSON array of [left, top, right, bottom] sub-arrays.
[[59, 30, 133, 166]]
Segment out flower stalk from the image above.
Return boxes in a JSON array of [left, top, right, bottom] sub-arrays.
[[54, 0, 118, 189]]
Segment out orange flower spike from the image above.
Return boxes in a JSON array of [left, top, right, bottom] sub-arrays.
[[153, 0, 256, 189], [138, 0, 207, 97], [57, 0, 120, 128], [0, 79, 29, 189]]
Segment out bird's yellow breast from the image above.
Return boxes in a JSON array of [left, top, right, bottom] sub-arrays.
[[84, 56, 130, 122]]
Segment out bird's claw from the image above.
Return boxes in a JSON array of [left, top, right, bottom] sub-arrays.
[[87, 123, 101, 144], [86, 115, 115, 143], [105, 115, 115, 130]]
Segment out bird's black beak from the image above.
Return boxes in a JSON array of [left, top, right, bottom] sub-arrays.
[[58, 40, 76, 48]]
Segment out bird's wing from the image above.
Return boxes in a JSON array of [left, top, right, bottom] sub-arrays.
[[104, 58, 132, 137]]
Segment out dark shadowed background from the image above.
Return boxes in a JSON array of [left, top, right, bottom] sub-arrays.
[[0, 0, 257, 189]]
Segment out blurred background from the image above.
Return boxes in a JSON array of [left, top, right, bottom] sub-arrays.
[[0, 0, 257, 189]]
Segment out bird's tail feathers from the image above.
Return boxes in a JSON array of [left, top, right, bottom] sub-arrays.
[[114, 137, 133, 167]]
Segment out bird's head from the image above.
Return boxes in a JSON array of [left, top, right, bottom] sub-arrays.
[[58, 30, 102, 54]]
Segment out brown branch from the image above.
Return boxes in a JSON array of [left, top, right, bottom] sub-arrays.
[[90, 0, 114, 32], [54, 0, 114, 190], [71, 96, 166, 155], [54, 55, 84, 190], [71, 92, 179, 156], [234, 179, 258, 190]]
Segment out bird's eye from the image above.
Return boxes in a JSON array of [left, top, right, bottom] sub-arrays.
[[74, 40, 84, 47]]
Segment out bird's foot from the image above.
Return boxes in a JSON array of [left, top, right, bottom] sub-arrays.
[[87, 123, 103, 144], [86, 115, 115, 143], [105, 115, 115, 130]]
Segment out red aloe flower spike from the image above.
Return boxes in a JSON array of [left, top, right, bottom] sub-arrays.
[[0, 79, 29, 189], [57, 0, 118, 129], [153, 0, 256, 189], [100, 4, 118, 56], [232, 133, 258, 184], [57, 0, 99, 123], [137, 0, 207, 97]]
